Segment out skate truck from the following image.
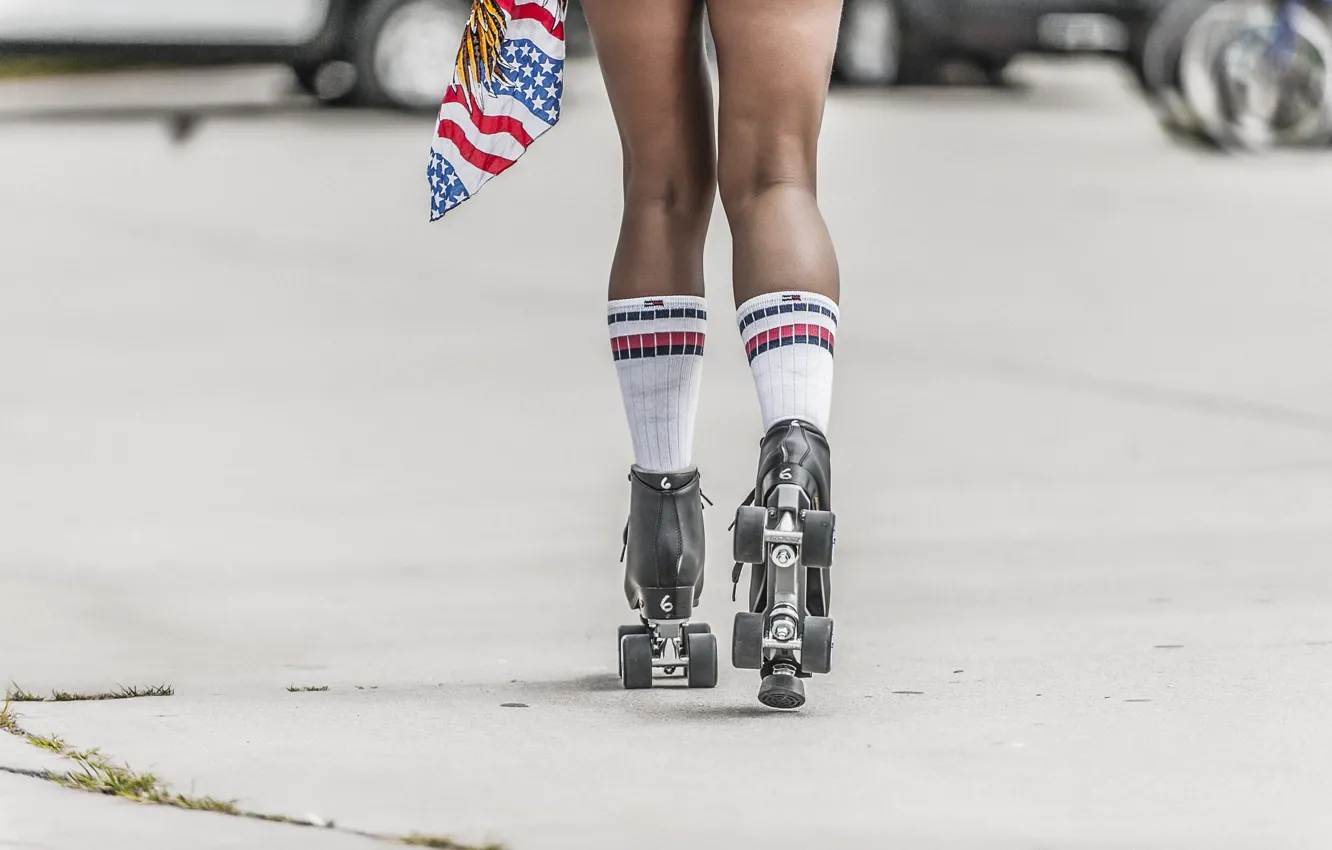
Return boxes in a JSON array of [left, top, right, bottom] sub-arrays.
[[729, 421, 837, 710], [1141, 0, 1332, 149]]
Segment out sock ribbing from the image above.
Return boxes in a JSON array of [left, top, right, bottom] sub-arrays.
[[737, 291, 837, 433], [609, 295, 707, 472]]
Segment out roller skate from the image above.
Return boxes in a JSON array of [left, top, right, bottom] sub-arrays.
[[617, 466, 718, 689], [730, 419, 836, 709]]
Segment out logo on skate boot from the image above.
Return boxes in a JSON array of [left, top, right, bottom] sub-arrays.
[[780, 468, 793, 481], [643, 299, 666, 308], [659, 594, 674, 614], [660, 476, 671, 490]]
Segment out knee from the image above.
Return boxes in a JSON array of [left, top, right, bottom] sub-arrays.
[[716, 138, 817, 214], [623, 164, 717, 229]]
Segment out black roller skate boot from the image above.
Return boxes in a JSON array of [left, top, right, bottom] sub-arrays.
[[730, 419, 836, 709], [617, 466, 718, 690]]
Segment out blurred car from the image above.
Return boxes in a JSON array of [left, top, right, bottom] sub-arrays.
[[834, 0, 1173, 85], [1138, 0, 1332, 149], [0, 0, 479, 111]]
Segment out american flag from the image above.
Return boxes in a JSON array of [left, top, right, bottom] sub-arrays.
[[428, 0, 568, 220]]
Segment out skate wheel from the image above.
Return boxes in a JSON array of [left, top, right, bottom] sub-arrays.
[[733, 505, 768, 565], [801, 510, 835, 569], [758, 671, 805, 710], [686, 631, 718, 689], [683, 622, 711, 637], [617, 624, 648, 676], [800, 616, 834, 675], [732, 612, 765, 670], [620, 634, 654, 690]]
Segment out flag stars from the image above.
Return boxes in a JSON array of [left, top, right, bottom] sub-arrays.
[[450, 39, 563, 127], [428, 152, 470, 215]]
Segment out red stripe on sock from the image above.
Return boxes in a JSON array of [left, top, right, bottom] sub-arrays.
[[611, 332, 706, 353], [744, 324, 835, 355]]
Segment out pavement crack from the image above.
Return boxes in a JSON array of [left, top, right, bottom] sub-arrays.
[[0, 700, 502, 849], [0, 764, 58, 781]]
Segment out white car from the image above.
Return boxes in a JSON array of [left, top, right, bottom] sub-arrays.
[[0, 0, 476, 111]]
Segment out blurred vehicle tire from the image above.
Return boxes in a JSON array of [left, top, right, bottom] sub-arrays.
[[1139, 0, 1222, 137], [1180, 0, 1332, 149], [353, 0, 472, 111], [1141, 0, 1216, 94], [834, 0, 910, 85], [290, 60, 359, 104]]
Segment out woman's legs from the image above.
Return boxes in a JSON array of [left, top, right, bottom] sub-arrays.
[[709, 0, 843, 439], [582, 0, 716, 303], [708, 0, 844, 707], [709, 0, 842, 308], [585, 0, 720, 678], [584, 0, 715, 477]]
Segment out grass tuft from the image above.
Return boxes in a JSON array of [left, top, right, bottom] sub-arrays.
[[51, 684, 174, 701], [0, 700, 19, 734], [26, 733, 66, 753], [401, 836, 505, 850], [112, 684, 175, 699], [5, 685, 44, 702], [50, 747, 243, 812], [167, 794, 242, 814], [286, 685, 330, 693]]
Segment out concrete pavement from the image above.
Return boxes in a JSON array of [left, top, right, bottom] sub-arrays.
[[3, 58, 1332, 848]]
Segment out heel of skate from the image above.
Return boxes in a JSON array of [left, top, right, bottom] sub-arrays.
[[618, 620, 718, 690]]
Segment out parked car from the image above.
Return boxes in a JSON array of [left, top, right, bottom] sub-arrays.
[[1138, 0, 1332, 149], [0, 0, 489, 111], [833, 0, 1173, 85]]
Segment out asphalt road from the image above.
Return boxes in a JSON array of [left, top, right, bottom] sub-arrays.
[[3, 58, 1332, 849]]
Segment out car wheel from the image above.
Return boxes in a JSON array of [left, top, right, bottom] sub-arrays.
[[835, 0, 904, 86], [1141, 0, 1217, 96], [290, 60, 359, 104], [1180, 0, 1332, 150], [1138, 0, 1220, 138], [353, 0, 473, 112]]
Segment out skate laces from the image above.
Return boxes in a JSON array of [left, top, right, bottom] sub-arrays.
[[728, 488, 758, 601]]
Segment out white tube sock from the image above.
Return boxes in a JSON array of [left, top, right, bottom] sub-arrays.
[[737, 291, 838, 433], [608, 295, 707, 472]]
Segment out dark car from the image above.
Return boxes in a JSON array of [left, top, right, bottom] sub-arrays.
[[0, 0, 1174, 108], [833, 0, 1173, 85], [0, 0, 478, 110]]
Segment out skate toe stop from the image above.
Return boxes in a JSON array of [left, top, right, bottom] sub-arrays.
[[758, 672, 806, 709]]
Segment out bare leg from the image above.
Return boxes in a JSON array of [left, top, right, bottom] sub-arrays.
[[581, 0, 716, 300], [707, 0, 845, 707], [586, 0, 722, 688], [707, 0, 843, 306]]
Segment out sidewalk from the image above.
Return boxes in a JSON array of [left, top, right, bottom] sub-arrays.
[[3, 58, 1332, 849]]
